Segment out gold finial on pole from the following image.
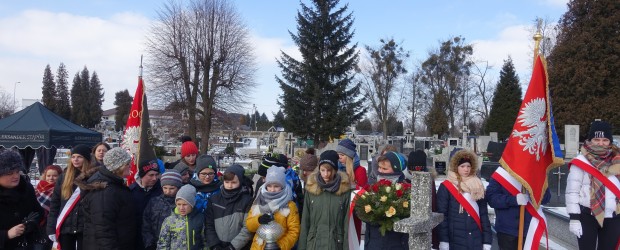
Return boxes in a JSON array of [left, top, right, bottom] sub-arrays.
[[533, 18, 543, 63]]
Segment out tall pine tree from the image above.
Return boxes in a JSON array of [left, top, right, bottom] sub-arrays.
[[277, 0, 365, 143], [548, 0, 620, 138], [114, 89, 132, 131], [485, 57, 522, 141], [55, 63, 71, 120], [41, 64, 57, 112], [70, 69, 89, 126], [88, 71, 104, 128]]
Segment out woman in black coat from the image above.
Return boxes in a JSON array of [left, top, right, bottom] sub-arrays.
[[0, 150, 44, 250], [78, 147, 136, 249]]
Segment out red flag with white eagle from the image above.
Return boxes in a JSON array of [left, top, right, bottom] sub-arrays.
[[499, 54, 564, 208], [121, 60, 156, 186]]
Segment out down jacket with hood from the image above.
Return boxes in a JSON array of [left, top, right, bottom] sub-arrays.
[[157, 207, 206, 250], [436, 150, 492, 249], [298, 171, 351, 250], [77, 167, 136, 249]]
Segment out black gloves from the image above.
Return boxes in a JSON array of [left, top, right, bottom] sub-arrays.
[[258, 213, 274, 224], [22, 212, 40, 233]]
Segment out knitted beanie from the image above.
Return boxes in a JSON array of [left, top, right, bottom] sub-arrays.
[[335, 139, 356, 159], [194, 154, 217, 175], [0, 150, 23, 175], [226, 164, 246, 182], [384, 151, 407, 173], [139, 158, 160, 177], [176, 184, 197, 207], [103, 147, 131, 172], [265, 166, 286, 188], [407, 149, 428, 172], [587, 120, 613, 143], [181, 141, 199, 158], [299, 154, 318, 172], [161, 171, 183, 188], [258, 153, 288, 177], [71, 144, 92, 162], [319, 150, 339, 171], [173, 161, 190, 175]]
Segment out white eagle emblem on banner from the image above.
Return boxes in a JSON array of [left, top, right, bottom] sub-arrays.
[[121, 126, 140, 156], [511, 97, 548, 161]]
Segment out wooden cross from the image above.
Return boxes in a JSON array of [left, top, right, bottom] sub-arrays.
[[393, 172, 444, 250]]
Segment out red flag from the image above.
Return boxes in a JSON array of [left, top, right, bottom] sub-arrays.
[[121, 75, 144, 185], [499, 55, 564, 209]]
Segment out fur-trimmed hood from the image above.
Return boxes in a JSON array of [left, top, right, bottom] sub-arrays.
[[75, 166, 122, 191], [449, 149, 479, 174], [304, 171, 350, 196]]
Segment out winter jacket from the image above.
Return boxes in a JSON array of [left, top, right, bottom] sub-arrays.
[[298, 171, 351, 250], [486, 177, 551, 237], [46, 172, 84, 236], [78, 167, 137, 250], [143, 194, 176, 249], [157, 208, 206, 250], [437, 182, 492, 249], [0, 175, 44, 250], [130, 178, 163, 250], [566, 154, 620, 220], [205, 185, 254, 250], [190, 178, 220, 213], [364, 224, 408, 250], [246, 201, 300, 250]]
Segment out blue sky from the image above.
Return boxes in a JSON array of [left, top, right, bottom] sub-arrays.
[[0, 0, 568, 119]]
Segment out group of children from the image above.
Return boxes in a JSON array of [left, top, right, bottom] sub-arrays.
[[7, 120, 618, 250]]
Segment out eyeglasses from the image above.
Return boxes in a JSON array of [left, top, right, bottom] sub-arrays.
[[199, 172, 215, 177]]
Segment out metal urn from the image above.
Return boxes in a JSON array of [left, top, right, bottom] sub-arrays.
[[257, 219, 284, 250]]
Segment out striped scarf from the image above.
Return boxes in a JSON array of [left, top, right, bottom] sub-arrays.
[[581, 143, 620, 226]]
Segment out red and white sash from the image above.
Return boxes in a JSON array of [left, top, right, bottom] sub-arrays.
[[570, 155, 620, 199], [441, 180, 482, 231], [491, 168, 547, 250], [348, 190, 364, 250], [53, 187, 81, 250]]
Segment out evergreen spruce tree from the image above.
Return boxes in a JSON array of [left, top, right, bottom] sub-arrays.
[[88, 71, 104, 128], [41, 64, 56, 112], [277, 0, 365, 143], [485, 57, 522, 141], [548, 0, 620, 137], [272, 110, 285, 128], [425, 90, 450, 137], [55, 63, 71, 120], [114, 89, 132, 131], [70, 72, 85, 126]]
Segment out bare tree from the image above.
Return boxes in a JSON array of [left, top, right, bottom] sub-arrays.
[[528, 17, 558, 59], [0, 87, 16, 118], [357, 38, 409, 139], [146, 0, 256, 152], [417, 36, 473, 135], [468, 60, 495, 127]]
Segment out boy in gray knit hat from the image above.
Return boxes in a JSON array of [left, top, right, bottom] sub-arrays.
[[158, 184, 207, 249], [142, 171, 183, 249]]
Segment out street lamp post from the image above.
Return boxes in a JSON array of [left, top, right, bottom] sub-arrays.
[[13, 81, 19, 109]]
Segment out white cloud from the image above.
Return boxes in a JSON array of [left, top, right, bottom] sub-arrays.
[[0, 9, 151, 110], [471, 25, 534, 84]]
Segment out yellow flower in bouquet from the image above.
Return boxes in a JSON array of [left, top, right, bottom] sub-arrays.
[[385, 206, 396, 217], [353, 179, 412, 235]]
